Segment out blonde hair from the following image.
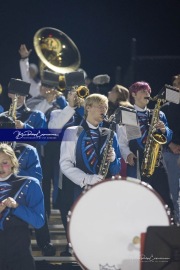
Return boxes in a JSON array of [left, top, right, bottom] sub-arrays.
[[84, 93, 108, 118], [0, 143, 19, 174]]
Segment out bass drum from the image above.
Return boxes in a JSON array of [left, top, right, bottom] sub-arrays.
[[67, 177, 170, 270]]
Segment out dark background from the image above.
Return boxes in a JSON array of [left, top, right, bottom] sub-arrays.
[[0, 0, 180, 108]]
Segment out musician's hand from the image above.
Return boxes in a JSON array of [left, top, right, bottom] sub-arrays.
[[68, 91, 78, 107], [54, 90, 63, 98], [2, 197, 19, 209], [19, 44, 32, 59], [127, 152, 136, 166], [107, 146, 116, 162], [15, 120, 24, 129], [81, 174, 103, 187], [45, 89, 62, 103], [77, 97, 85, 107], [155, 120, 166, 134]]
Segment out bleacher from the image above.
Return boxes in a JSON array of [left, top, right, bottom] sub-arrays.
[[31, 209, 80, 269]]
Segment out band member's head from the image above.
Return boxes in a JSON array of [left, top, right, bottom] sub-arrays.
[[0, 143, 19, 177], [40, 70, 62, 99], [8, 93, 26, 107], [172, 74, 180, 90], [8, 79, 30, 107], [84, 94, 108, 123], [129, 81, 151, 106], [108, 84, 133, 107]]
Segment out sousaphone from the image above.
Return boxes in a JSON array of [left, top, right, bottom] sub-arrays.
[[34, 27, 81, 90]]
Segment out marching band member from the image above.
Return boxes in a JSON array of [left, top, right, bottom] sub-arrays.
[[0, 143, 45, 270], [117, 81, 173, 213], [48, 87, 84, 132], [5, 77, 64, 255], [30, 71, 68, 217], [7, 90, 47, 131], [59, 94, 121, 255], [161, 74, 180, 224], [48, 86, 85, 256]]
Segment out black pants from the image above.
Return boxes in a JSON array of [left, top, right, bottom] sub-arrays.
[[0, 225, 35, 270], [35, 213, 51, 249], [128, 140, 174, 213], [42, 142, 60, 218], [55, 175, 76, 237]]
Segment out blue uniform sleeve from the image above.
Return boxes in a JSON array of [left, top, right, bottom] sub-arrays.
[[23, 111, 48, 145], [109, 132, 121, 175], [56, 95, 68, 109], [75, 106, 84, 118], [0, 105, 4, 113], [18, 146, 43, 183], [13, 179, 45, 229], [23, 111, 48, 129]]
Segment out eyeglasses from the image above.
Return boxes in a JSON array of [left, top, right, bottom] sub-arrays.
[[92, 105, 108, 110]]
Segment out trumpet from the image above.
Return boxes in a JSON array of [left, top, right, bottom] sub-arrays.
[[75, 85, 89, 98], [69, 85, 89, 108]]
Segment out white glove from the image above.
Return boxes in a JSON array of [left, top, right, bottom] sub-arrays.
[[107, 146, 116, 163], [80, 174, 104, 187]]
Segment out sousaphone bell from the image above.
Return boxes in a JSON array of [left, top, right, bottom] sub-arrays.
[[34, 27, 81, 90]]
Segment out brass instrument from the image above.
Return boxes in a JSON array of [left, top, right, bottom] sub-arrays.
[[98, 129, 114, 179], [34, 27, 81, 91], [75, 85, 89, 98], [141, 98, 167, 177], [0, 84, 2, 95], [98, 115, 117, 179], [8, 94, 18, 121], [70, 85, 89, 108]]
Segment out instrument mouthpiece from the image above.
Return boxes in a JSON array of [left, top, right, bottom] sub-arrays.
[[102, 114, 107, 119]]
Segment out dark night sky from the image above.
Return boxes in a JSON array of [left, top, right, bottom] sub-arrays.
[[0, 0, 180, 101]]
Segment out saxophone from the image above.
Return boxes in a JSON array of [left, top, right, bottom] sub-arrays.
[[141, 98, 167, 177], [8, 94, 18, 121], [98, 114, 117, 179], [98, 129, 114, 179]]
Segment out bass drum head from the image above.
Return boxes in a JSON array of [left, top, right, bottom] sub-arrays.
[[67, 177, 170, 270]]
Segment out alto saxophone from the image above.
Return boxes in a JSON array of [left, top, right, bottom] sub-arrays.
[[141, 98, 167, 177], [98, 114, 116, 179], [98, 129, 114, 179]]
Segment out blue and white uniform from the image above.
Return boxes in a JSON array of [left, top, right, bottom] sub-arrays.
[[0, 174, 44, 270]]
